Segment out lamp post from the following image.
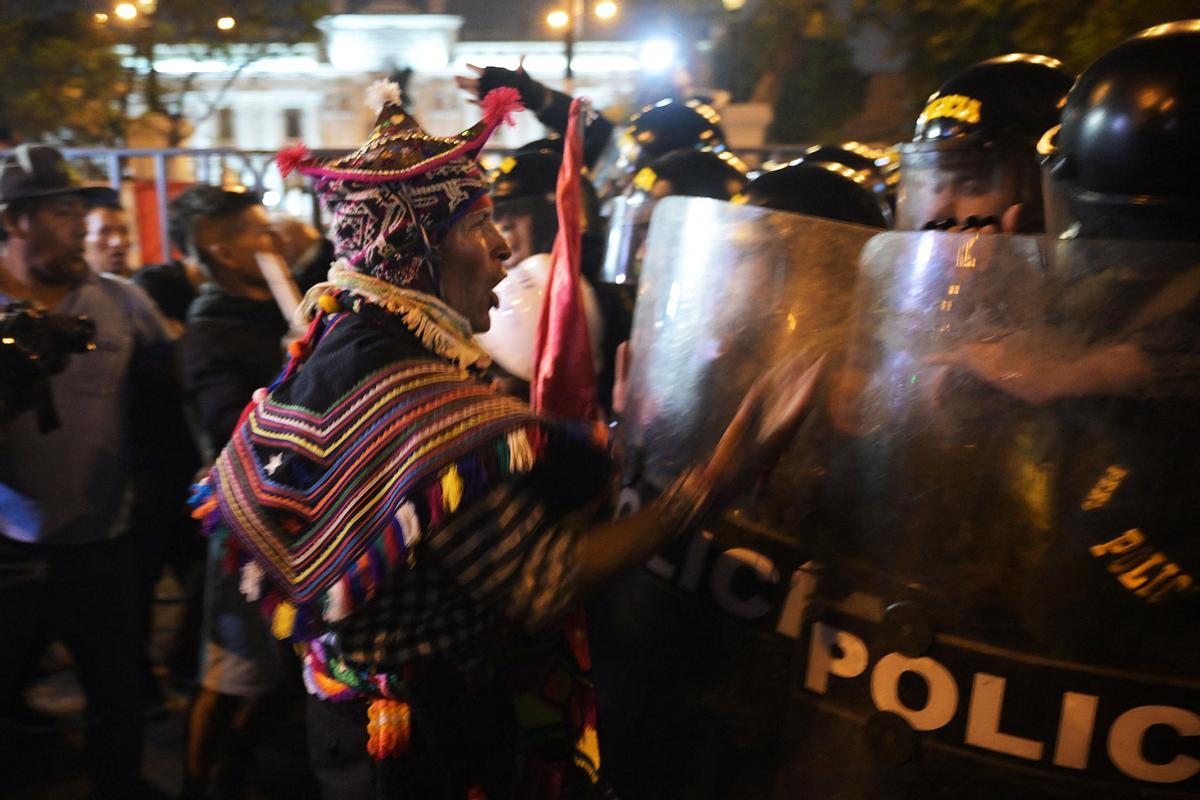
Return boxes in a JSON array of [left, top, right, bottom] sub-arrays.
[[547, 1, 617, 94]]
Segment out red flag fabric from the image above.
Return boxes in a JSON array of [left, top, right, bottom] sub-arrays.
[[531, 98, 598, 421], [525, 98, 604, 788]]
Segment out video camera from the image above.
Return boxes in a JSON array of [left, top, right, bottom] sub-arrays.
[[0, 301, 96, 431]]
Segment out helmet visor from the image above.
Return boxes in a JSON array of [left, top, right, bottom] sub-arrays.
[[897, 141, 1040, 231]]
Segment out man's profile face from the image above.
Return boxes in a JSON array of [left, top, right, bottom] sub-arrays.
[[19, 195, 90, 287], [83, 206, 131, 277], [439, 201, 511, 334], [221, 205, 279, 289], [494, 211, 534, 268]]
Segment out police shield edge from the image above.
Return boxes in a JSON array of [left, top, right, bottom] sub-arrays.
[[592, 195, 881, 799], [599, 186, 653, 288], [593, 221, 1200, 799]]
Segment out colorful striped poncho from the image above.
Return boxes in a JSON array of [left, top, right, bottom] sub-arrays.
[[193, 285, 607, 645], [192, 282, 613, 790]]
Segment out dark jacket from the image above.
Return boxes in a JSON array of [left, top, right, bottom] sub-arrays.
[[132, 260, 197, 324], [180, 285, 288, 462]]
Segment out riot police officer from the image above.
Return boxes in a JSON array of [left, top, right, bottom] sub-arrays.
[[802, 142, 899, 214], [736, 158, 892, 228], [595, 147, 748, 412], [1040, 21, 1199, 242], [602, 146, 748, 288], [896, 53, 1073, 232], [489, 147, 604, 278], [924, 19, 1200, 668], [937, 21, 1200, 404], [592, 97, 729, 203]]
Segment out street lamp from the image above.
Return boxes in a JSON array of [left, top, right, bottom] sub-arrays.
[[114, 3, 139, 21], [548, 1, 619, 92], [639, 38, 679, 75], [216, 16, 237, 31]]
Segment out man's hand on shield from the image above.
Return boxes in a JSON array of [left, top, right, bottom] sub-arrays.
[[571, 354, 823, 598], [704, 354, 826, 506], [926, 330, 1153, 406]]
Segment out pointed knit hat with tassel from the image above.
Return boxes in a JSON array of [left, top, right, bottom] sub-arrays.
[[278, 79, 523, 288]]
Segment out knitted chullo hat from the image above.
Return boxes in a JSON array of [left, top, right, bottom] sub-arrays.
[[277, 80, 523, 288]]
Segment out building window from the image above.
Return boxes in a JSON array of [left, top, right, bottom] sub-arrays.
[[284, 109, 303, 140], [217, 108, 235, 144]]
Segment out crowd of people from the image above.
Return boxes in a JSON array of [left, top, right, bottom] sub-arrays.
[[0, 17, 1195, 800]]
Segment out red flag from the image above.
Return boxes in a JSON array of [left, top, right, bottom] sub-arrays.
[[526, 98, 604, 788], [531, 98, 598, 421]]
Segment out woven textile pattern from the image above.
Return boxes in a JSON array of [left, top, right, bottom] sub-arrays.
[[211, 355, 539, 615], [322, 159, 487, 287]]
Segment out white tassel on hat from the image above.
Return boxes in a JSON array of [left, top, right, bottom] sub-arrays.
[[364, 79, 403, 115]]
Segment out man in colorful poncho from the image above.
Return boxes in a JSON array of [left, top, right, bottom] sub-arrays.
[[193, 80, 820, 798]]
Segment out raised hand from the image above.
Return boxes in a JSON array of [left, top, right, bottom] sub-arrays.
[[454, 57, 529, 105], [705, 354, 825, 505], [453, 63, 485, 103]]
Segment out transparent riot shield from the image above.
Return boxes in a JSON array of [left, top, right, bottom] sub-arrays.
[[599, 189, 657, 287], [595, 224, 1200, 799], [620, 196, 877, 513], [591, 125, 633, 206], [592, 196, 881, 798], [808, 232, 1200, 798]]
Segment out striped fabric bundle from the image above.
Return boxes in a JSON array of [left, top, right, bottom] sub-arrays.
[[198, 343, 555, 642]]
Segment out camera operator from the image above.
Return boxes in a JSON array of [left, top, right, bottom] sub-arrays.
[[0, 145, 171, 799]]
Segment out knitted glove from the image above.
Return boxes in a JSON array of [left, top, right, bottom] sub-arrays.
[[478, 66, 550, 112]]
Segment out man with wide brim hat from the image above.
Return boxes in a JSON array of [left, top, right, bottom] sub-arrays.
[[0, 144, 118, 205], [0, 145, 120, 303], [0, 144, 171, 799], [195, 81, 821, 798]]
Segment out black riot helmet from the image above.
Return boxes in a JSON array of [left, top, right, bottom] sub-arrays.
[[633, 147, 748, 201], [736, 159, 891, 229], [514, 136, 564, 157], [803, 142, 900, 214], [592, 98, 727, 202], [601, 147, 747, 286], [803, 142, 893, 177], [1041, 21, 1200, 242], [897, 54, 1074, 231], [489, 148, 604, 279]]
